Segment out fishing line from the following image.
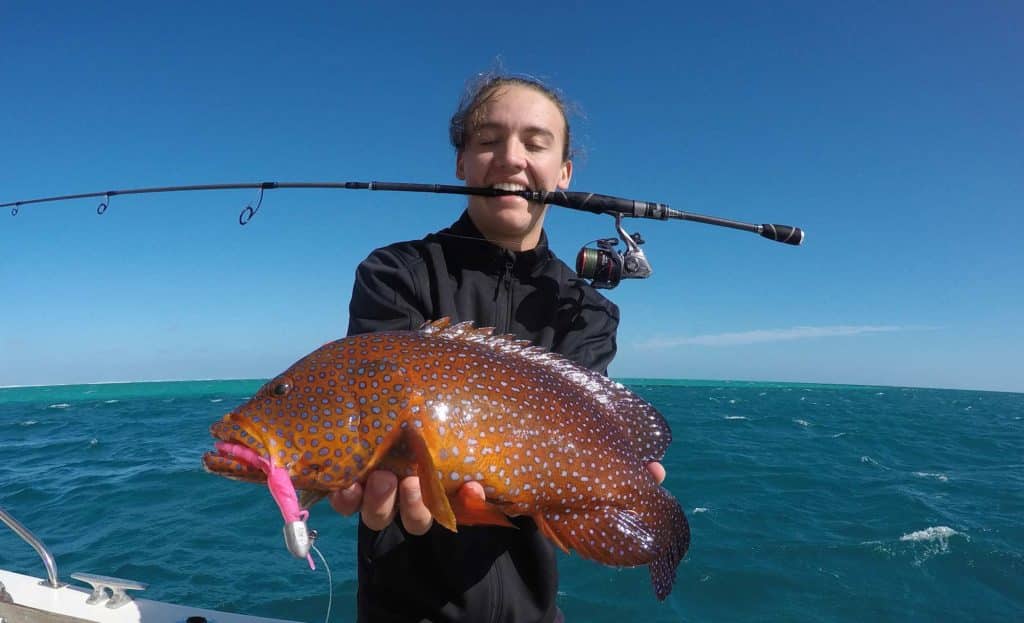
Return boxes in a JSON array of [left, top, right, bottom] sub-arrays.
[[310, 543, 334, 623]]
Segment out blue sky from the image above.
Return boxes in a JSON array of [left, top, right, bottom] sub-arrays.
[[1, 2, 1021, 392]]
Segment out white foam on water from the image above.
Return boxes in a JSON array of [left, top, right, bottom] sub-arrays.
[[20, 420, 38, 426], [900, 526, 958, 543], [47, 403, 70, 409], [793, 419, 810, 427], [913, 471, 949, 482], [876, 392, 885, 395], [860, 456, 890, 470], [210, 398, 224, 403], [831, 432, 846, 438], [104, 399, 119, 404], [89, 438, 99, 446], [724, 415, 747, 420], [728, 399, 736, 404], [693, 507, 709, 514]]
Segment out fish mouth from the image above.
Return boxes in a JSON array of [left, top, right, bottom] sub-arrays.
[[202, 415, 271, 481]]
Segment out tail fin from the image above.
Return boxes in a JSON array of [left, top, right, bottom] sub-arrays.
[[537, 485, 690, 599], [648, 490, 690, 600]]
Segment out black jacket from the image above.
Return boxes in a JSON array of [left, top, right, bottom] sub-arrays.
[[347, 211, 619, 623]]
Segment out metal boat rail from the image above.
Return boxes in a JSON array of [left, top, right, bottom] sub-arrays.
[[0, 506, 62, 589]]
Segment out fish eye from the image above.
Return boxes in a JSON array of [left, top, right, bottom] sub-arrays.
[[272, 382, 291, 396]]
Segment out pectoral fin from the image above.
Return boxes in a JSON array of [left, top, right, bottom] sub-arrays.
[[452, 487, 515, 528], [403, 427, 458, 532]]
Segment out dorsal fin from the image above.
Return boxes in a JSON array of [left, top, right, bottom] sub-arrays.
[[418, 317, 672, 461]]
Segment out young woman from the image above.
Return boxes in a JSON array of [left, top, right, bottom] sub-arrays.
[[330, 74, 665, 622]]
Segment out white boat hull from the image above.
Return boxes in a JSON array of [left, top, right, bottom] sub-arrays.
[[0, 568, 299, 623]]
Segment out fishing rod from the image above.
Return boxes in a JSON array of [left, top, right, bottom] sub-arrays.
[[2, 180, 804, 289]]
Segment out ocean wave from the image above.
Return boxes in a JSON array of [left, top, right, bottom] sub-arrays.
[[20, 420, 38, 426], [210, 398, 224, 403], [860, 456, 890, 470], [47, 403, 70, 409], [900, 526, 959, 543], [793, 419, 810, 427], [692, 507, 709, 514], [104, 399, 119, 404], [724, 415, 747, 420], [831, 432, 846, 438], [898, 526, 964, 566], [913, 471, 949, 482]]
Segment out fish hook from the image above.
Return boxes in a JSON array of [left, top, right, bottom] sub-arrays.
[[238, 186, 265, 226], [97, 193, 110, 215]]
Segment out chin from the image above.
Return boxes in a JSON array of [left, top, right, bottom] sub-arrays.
[[470, 201, 541, 236]]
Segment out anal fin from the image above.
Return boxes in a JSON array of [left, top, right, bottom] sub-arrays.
[[533, 513, 570, 554], [297, 489, 327, 511]]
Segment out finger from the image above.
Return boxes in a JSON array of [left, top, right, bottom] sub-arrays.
[[646, 461, 666, 485], [397, 476, 434, 536], [360, 470, 398, 531], [328, 482, 363, 516], [460, 480, 485, 502]]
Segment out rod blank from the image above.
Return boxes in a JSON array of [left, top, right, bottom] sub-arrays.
[[3, 180, 803, 245]]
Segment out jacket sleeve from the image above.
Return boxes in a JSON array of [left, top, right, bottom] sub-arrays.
[[560, 291, 620, 375], [347, 246, 428, 336]]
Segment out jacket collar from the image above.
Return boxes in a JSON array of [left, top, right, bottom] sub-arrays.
[[435, 210, 553, 276]]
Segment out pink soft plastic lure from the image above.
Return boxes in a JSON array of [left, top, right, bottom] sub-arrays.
[[215, 441, 315, 570]]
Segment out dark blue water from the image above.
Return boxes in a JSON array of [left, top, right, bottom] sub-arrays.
[[1, 380, 1022, 621]]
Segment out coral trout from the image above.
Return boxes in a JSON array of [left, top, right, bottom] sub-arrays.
[[203, 318, 689, 599]]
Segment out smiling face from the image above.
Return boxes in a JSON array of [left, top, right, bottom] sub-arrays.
[[456, 84, 573, 251]]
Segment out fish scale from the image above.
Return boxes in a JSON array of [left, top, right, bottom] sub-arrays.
[[203, 318, 689, 600]]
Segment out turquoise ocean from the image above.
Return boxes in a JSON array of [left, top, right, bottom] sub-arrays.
[[1, 380, 1021, 622]]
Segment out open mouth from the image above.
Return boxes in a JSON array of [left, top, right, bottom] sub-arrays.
[[491, 182, 531, 192], [202, 418, 271, 481]]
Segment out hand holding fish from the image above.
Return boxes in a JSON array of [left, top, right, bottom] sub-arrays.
[[328, 462, 666, 534], [328, 471, 469, 534]]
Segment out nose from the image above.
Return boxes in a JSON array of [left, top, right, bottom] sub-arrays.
[[495, 138, 527, 171]]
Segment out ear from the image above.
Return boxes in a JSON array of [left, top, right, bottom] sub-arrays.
[[557, 159, 573, 190], [455, 151, 466, 180]]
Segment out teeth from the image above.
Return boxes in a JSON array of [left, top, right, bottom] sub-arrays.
[[492, 183, 529, 192]]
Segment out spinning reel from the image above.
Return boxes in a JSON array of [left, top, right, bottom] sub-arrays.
[[575, 214, 653, 289]]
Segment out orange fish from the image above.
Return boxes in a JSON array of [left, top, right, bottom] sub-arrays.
[[203, 318, 689, 599]]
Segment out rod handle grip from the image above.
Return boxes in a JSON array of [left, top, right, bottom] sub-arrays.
[[760, 224, 804, 245]]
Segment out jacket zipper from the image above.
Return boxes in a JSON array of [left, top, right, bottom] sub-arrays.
[[498, 259, 514, 333]]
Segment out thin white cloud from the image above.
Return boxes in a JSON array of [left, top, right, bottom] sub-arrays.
[[636, 325, 926, 349]]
